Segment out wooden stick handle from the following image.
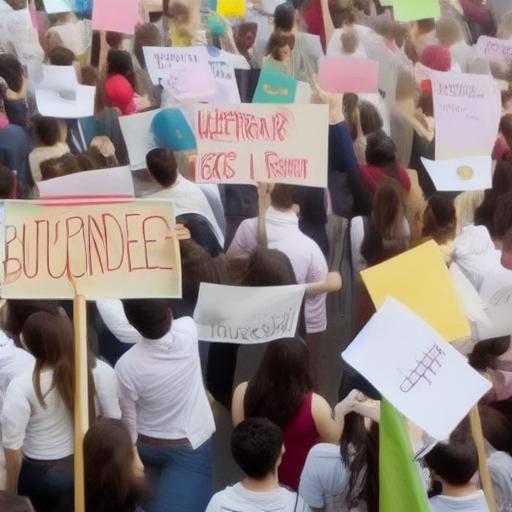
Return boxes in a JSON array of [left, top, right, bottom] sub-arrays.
[[74, 294, 88, 512], [469, 405, 496, 512]]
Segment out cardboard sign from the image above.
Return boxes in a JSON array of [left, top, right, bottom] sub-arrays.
[[193, 283, 305, 343], [119, 109, 160, 171], [253, 68, 298, 104], [143, 46, 216, 101], [342, 298, 491, 440], [477, 36, 512, 62], [0, 200, 181, 300], [421, 156, 492, 192], [37, 167, 135, 199], [195, 103, 329, 188], [361, 241, 471, 341], [318, 57, 379, 93], [391, 0, 441, 22], [92, 0, 139, 35], [432, 71, 501, 160]]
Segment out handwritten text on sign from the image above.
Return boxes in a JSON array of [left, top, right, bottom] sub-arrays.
[[194, 104, 329, 188], [193, 283, 305, 344], [477, 36, 512, 62], [0, 200, 181, 300]]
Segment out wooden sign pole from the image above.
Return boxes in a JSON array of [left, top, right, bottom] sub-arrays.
[[73, 294, 89, 512], [469, 405, 496, 512]]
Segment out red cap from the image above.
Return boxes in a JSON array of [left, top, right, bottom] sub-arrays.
[[420, 44, 452, 72]]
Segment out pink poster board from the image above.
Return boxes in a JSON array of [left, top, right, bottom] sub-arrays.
[[318, 57, 379, 93]]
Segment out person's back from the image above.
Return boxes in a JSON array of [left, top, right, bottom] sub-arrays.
[[206, 418, 310, 512]]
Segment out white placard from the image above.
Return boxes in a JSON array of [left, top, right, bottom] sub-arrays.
[[143, 46, 216, 101], [35, 85, 95, 118], [43, 0, 72, 13], [37, 166, 134, 198], [119, 109, 161, 171], [477, 35, 512, 62], [342, 297, 491, 440], [193, 283, 305, 344], [421, 156, 492, 192], [38, 64, 79, 94], [206, 49, 241, 104]]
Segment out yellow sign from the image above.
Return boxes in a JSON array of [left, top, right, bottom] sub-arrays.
[[217, 0, 246, 17], [1, 200, 181, 300], [361, 241, 470, 341]]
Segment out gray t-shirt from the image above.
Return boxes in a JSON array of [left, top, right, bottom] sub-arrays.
[[206, 482, 310, 512], [299, 443, 351, 512], [429, 491, 489, 512], [488, 451, 512, 512]]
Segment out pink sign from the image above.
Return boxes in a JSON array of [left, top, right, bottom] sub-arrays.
[[317, 57, 379, 94], [92, 0, 139, 35]]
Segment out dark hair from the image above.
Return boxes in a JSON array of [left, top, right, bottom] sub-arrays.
[[231, 418, 283, 479], [422, 194, 456, 245], [164, 0, 190, 22], [81, 65, 98, 86], [341, 28, 358, 54], [361, 179, 409, 266], [475, 160, 512, 236], [416, 18, 436, 34], [502, 89, 512, 108], [22, 311, 75, 412], [77, 148, 110, 172], [122, 299, 173, 339], [500, 113, 512, 144], [0, 492, 34, 512], [134, 24, 162, 69], [84, 419, 140, 512], [0, 164, 15, 199], [468, 336, 510, 371], [266, 33, 295, 60], [146, 148, 178, 188], [106, 31, 125, 49], [107, 50, 136, 89], [359, 100, 383, 136], [33, 116, 62, 147], [365, 131, 399, 177], [270, 184, 296, 210], [479, 405, 512, 455], [48, 46, 76, 66], [493, 190, 512, 239], [424, 420, 478, 486], [334, 7, 356, 27], [242, 247, 297, 286], [177, 213, 223, 258], [0, 53, 24, 92], [6, 300, 61, 342], [274, 2, 296, 32], [244, 338, 312, 429], [343, 93, 360, 141], [40, 153, 79, 180]]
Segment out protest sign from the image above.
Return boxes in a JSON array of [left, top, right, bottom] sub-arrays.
[[143, 46, 216, 101], [342, 298, 491, 440], [194, 283, 305, 343], [217, 0, 246, 17], [92, 0, 139, 34], [391, 0, 440, 22], [42, 0, 72, 13], [0, 200, 181, 300], [261, 0, 281, 14], [432, 71, 501, 160], [151, 109, 197, 152], [35, 85, 96, 118], [206, 47, 241, 103], [318, 57, 379, 93], [421, 156, 492, 192], [477, 36, 512, 62], [361, 241, 471, 341], [119, 109, 160, 170], [253, 68, 297, 103], [37, 167, 135, 199], [37, 64, 79, 95], [194, 103, 329, 187]]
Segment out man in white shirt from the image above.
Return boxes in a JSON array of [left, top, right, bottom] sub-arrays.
[[145, 148, 225, 248], [114, 299, 215, 512], [206, 418, 310, 512]]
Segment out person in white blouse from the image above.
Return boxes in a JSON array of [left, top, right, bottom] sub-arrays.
[[112, 299, 215, 512], [1, 310, 120, 512]]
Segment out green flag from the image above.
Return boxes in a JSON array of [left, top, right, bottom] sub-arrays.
[[379, 399, 430, 512]]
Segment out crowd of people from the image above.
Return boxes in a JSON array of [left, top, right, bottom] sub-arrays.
[[1, 0, 512, 511]]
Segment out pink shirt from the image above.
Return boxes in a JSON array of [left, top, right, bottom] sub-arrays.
[[228, 207, 328, 334]]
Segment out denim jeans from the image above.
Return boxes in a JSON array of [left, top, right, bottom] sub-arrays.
[[18, 459, 74, 512], [137, 438, 213, 512]]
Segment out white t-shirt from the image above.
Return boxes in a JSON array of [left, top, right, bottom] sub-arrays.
[[488, 451, 512, 512], [299, 443, 350, 512], [206, 482, 311, 512], [429, 490, 489, 511], [1, 359, 121, 460]]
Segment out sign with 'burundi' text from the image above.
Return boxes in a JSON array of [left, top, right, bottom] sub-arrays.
[[194, 103, 329, 188], [0, 200, 181, 300]]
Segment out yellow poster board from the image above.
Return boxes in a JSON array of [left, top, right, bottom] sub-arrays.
[[361, 241, 470, 341], [0, 199, 181, 300], [217, 0, 246, 17]]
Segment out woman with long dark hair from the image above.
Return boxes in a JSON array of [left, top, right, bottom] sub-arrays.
[[232, 337, 353, 491], [84, 418, 146, 512], [2, 311, 120, 512]]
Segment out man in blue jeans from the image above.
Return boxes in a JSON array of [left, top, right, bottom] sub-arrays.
[[110, 299, 215, 512]]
